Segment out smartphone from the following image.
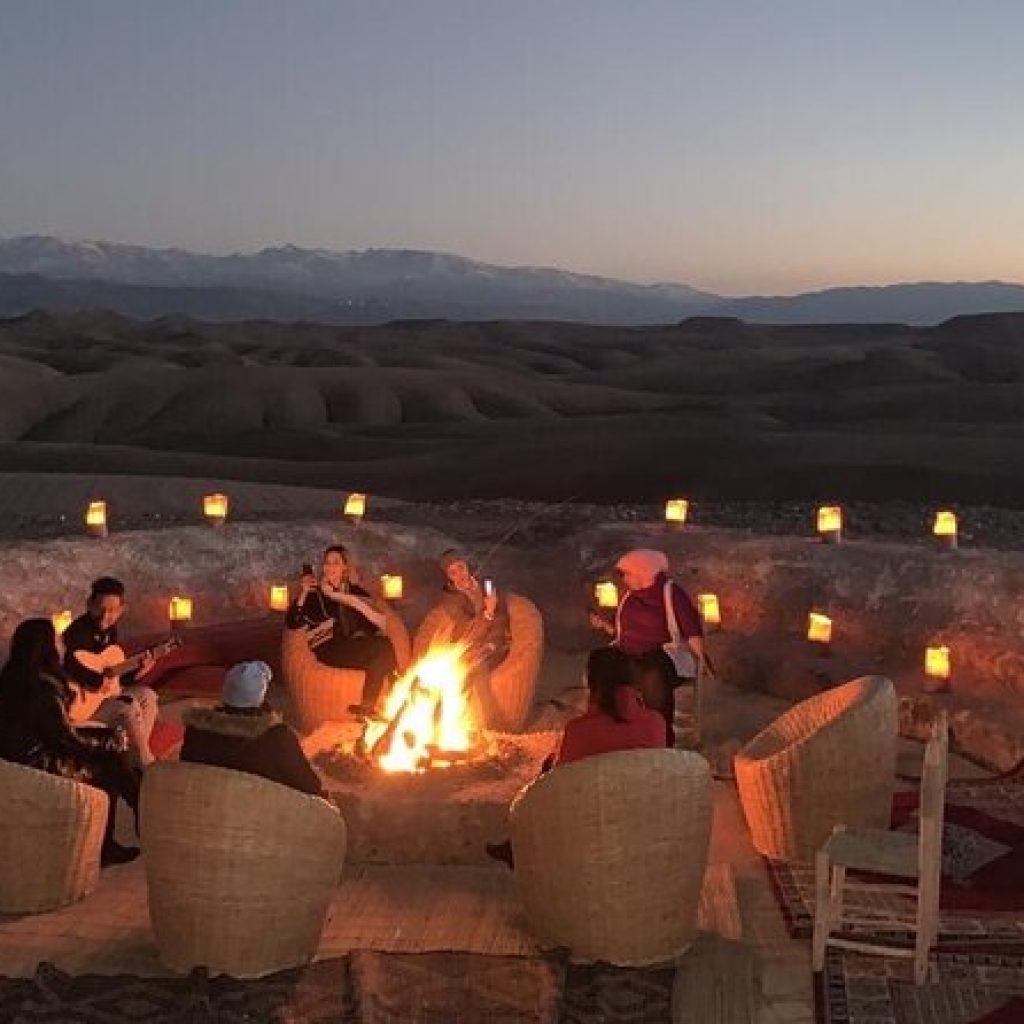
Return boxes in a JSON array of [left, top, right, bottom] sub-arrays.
[[302, 562, 314, 577], [483, 578, 495, 597]]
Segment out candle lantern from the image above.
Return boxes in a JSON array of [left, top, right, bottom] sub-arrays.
[[594, 580, 620, 609], [169, 596, 193, 626], [807, 612, 833, 644], [924, 645, 951, 691], [665, 498, 688, 527], [344, 492, 366, 522], [817, 505, 842, 544], [697, 593, 721, 628], [203, 492, 229, 526], [85, 501, 108, 538], [51, 610, 74, 637], [933, 510, 958, 550], [381, 574, 404, 601], [269, 585, 290, 612]]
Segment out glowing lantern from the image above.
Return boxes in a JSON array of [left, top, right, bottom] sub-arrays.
[[807, 612, 833, 644], [203, 492, 229, 526], [381, 574, 404, 601], [933, 510, 958, 549], [169, 596, 193, 625], [817, 506, 842, 544], [594, 580, 620, 609], [665, 498, 689, 526], [344, 492, 366, 522], [51, 610, 74, 637], [269, 584, 290, 612], [85, 501, 108, 538], [697, 593, 721, 628], [924, 645, 951, 691]]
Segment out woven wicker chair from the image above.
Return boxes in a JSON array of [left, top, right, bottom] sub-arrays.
[[281, 609, 411, 734], [413, 592, 544, 732], [509, 748, 712, 966], [734, 675, 897, 862], [140, 761, 346, 978], [0, 759, 108, 914]]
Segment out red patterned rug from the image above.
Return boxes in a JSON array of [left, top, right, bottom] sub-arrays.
[[816, 946, 1024, 1023]]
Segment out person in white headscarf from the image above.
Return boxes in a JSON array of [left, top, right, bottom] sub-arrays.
[[590, 548, 707, 746]]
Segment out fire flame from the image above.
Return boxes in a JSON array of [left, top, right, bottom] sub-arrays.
[[361, 642, 481, 772]]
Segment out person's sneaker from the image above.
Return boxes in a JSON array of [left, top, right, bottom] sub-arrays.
[[101, 841, 140, 867], [485, 840, 515, 870]]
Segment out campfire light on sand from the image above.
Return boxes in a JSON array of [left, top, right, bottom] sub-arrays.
[[360, 642, 482, 772]]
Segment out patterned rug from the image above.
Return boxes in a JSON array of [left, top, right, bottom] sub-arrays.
[[767, 777, 1024, 947], [816, 946, 1024, 1024], [0, 952, 676, 1023]]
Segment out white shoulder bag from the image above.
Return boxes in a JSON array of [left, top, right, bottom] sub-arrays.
[[663, 580, 697, 680]]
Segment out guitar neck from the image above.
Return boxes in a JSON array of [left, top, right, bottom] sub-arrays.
[[108, 641, 175, 678]]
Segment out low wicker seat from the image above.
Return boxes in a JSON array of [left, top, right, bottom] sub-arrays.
[[509, 749, 712, 966], [140, 761, 346, 978], [413, 592, 544, 731], [734, 675, 897, 862], [281, 609, 410, 734], [0, 759, 107, 914]]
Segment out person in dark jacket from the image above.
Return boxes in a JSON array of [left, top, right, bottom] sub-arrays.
[[0, 618, 141, 866], [285, 545, 397, 719], [590, 549, 709, 747], [180, 660, 327, 798]]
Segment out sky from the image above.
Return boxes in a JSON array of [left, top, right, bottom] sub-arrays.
[[1, 0, 1023, 295]]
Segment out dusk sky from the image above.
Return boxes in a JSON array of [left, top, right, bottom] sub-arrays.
[[2, 1, 1023, 294]]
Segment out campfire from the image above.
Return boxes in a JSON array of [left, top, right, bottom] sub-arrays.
[[357, 642, 489, 772]]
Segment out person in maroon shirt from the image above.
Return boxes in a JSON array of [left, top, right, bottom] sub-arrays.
[[590, 548, 708, 747], [485, 646, 664, 867]]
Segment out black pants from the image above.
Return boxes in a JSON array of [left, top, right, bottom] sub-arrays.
[[629, 649, 680, 749], [315, 634, 397, 707]]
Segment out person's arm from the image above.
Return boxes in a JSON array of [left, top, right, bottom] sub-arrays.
[[61, 621, 105, 691], [285, 584, 318, 630], [270, 726, 330, 798], [36, 681, 125, 760], [671, 584, 704, 640], [330, 584, 387, 632]]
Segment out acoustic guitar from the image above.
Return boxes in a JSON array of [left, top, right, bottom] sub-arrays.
[[68, 637, 181, 724]]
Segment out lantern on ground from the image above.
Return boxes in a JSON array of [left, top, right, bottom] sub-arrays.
[[665, 498, 688, 527], [51, 610, 74, 637], [85, 501, 108, 538], [594, 580, 619, 609], [344, 492, 366, 523], [381, 574, 404, 601], [169, 596, 193, 626], [269, 585, 290, 612], [924, 645, 951, 692], [697, 593, 721, 628], [807, 612, 833, 645], [933, 510, 958, 550], [817, 506, 842, 544], [203, 492, 229, 526]]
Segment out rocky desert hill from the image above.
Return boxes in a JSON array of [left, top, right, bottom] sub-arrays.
[[0, 310, 1022, 505]]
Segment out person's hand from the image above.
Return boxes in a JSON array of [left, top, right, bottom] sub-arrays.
[[298, 572, 317, 599], [588, 611, 614, 634], [110, 724, 130, 754], [483, 591, 498, 619], [100, 676, 122, 698], [137, 651, 155, 678]]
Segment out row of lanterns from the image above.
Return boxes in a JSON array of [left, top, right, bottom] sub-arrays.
[[83, 492, 370, 537]]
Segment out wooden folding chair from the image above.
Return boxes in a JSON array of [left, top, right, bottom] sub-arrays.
[[812, 711, 948, 985]]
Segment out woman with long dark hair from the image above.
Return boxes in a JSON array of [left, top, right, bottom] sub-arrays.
[[0, 618, 141, 866]]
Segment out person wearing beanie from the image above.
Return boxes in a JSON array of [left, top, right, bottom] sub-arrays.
[[180, 661, 327, 798]]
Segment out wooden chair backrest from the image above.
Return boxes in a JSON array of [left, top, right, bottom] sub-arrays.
[[917, 711, 949, 884]]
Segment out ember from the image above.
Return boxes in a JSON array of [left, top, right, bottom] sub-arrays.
[[359, 642, 489, 772]]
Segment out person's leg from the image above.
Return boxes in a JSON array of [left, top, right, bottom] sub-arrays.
[[87, 756, 141, 865], [92, 691, 155, 768], [316, 635, 397, 714], [632, 652, 676, 748], [120, 684, 158, 766]]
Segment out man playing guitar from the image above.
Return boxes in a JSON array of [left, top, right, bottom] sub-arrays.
[[62, 577, 162, 768]]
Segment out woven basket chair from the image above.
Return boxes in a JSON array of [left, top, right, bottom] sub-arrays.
[[140, 761, 346, 978], [734, 675, 897, 862], [281, 609, 411, 734], [413, 592, 544, 732], [0, 759, 108, 914], [509, 748, 712, 966]]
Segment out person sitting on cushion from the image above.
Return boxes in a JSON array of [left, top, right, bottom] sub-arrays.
[[0, 618, 141, 866], [180, 661, 327, 798], [285, 544, 397, 720], [485, 646, 664, 867]]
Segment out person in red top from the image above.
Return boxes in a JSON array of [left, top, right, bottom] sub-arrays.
[[485, 646, 664, 867], [590, 548, 708, 747]]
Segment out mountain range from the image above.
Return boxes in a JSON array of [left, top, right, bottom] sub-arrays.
[[2, 234, 1023, 326]]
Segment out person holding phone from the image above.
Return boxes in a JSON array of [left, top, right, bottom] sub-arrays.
[[285, 545, 397, 719], [433, 550, 511, 679]]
